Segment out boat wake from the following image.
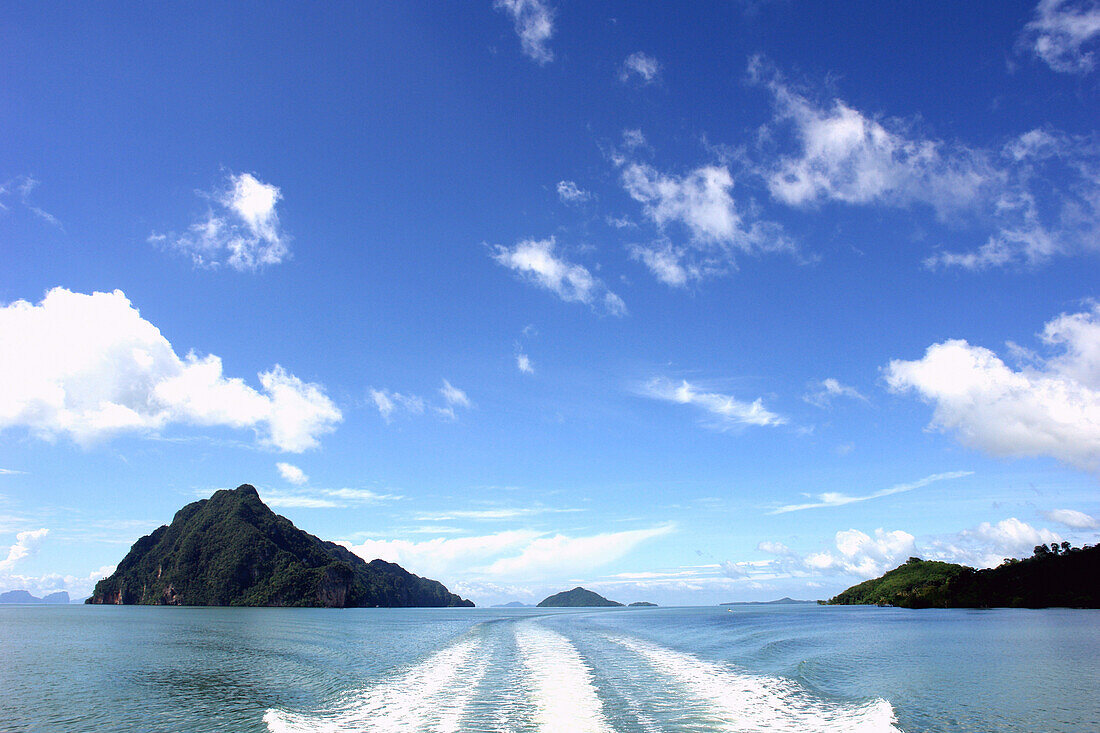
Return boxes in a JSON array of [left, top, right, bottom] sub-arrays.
[[263, 618, 901, 732], [263, 634, 487, 733]]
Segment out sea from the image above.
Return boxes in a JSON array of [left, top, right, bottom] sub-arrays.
[[0, 604, 1096, 732]]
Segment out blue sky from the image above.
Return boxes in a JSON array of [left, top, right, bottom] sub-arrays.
[[2, 0, 1099, 605]]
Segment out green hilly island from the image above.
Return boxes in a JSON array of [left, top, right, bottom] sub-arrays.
[[828, 543, 1100, 609], [87, 484, 473, 608], [538, 587, 623, 607]]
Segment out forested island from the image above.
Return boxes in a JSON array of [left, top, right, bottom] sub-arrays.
[[86, 484, 472, 608], [827, 543, 1099, 609], [537, 587, 623, 607], [0, 590, 70, 604]]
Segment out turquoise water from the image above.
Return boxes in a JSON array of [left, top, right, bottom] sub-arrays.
[[1, 605, 1096, 731]]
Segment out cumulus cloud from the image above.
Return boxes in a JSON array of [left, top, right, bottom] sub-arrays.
[[926, 517, 1062, 568], [492, 236, 626, 315], [620, 52, 661, 84], [885, 303, 1100, 472], [152, 172, 289, 271], [1021, 0, 1100, 73], [770, 471, 973, 514], [802, 528, 917, 578], [641, 377, 786, 429], [0, 528, 49, 572], [754, 61, 994, 218], [1041, 508, 1100, 529], [0, 563, 115, 599], [516, 353, 534, 374], [618, 155, 793, 284], [556, 180, 591, 204], [494, 0, 555, 65], [276, 462, 308, 485], [803, 378, 868, 408], [0, 288, 341, 451]]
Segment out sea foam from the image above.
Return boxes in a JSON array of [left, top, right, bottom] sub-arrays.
[[263, 634, 487, 733], [513, 621, 614, 733], [608, 635, 902, 733]]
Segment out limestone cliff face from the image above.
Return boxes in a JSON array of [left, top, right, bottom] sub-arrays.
[[86, 485, 473, 608]]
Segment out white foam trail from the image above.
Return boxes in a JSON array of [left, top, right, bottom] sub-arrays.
[[263, 635, 487, 733], [609, 636, 901, 733], [514, 622, 614, 733]]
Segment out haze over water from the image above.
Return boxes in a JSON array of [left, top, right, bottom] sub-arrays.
[[2, 605, 1096, 732]]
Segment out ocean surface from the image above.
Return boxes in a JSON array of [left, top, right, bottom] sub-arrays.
[[0, 604, 1096, 732]]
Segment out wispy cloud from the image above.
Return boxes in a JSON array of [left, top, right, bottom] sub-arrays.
[[415, 506, 583, 521], [371, 380, 473, 423], [556, 180, 591, 204], [0, 176, 62, 229], [492, 236, 626, 315], [151, 171, 290, 271], [494, 0, 555, 65], [516, 353, 534, 374], [1020, 0, 1100, 74], [769, 471, 973, 514], [803, 378, 868, 408], [641, 377, 786, 429], [620, 52, 661, 84]]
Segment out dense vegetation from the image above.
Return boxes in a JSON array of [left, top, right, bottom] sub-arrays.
[[828, 544, 1100, 608], [87, 485, 473, 608], [537, 587, 623, 607]]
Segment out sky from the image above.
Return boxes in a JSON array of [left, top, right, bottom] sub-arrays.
[[2, 0, 1099, 606]]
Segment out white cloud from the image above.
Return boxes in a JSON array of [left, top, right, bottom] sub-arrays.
[[440, 380, 471, 408], [620, 52, 661, 84], [343, 523, 672, 586], [556, 180, 591, 204], [516, 353, 534, 374], [886, 303, 1100, 472], [641, 377, 786, 429], [803, 528, 918, 578], [803, 378, 868, 408], [0, 468, 25, 475], [276, 462, 308, 485], [494, 0, 555, 65], [0, 288, 341, 451], [371, 381, 471, 423], [344, 530, 540, 579], [369, 389, 424, 422], [926, 517, 1062, 568], [618, 158, 793, 283], [0, 563, 116, 599], [153, 172, 289, 271], [477, 524, 675, 579], [770, 471, 973, 514], [492, 237, 626, 315], [0, 176, 62, 229], [0, 528, 48, 572], [754, 62, 994, 218], [1021, 0, 1100, 73], [1041, 508, 1100, 529]]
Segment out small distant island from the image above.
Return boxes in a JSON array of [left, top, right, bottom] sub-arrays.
[[628, 601, 657, 607], [720, 597, 815, 606], [827, 543, 1100, 609], [0, 590, 70, 604], [537, 587, 623, 607], [86, 484, 473, 608], [491, 601, 532, 608]]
